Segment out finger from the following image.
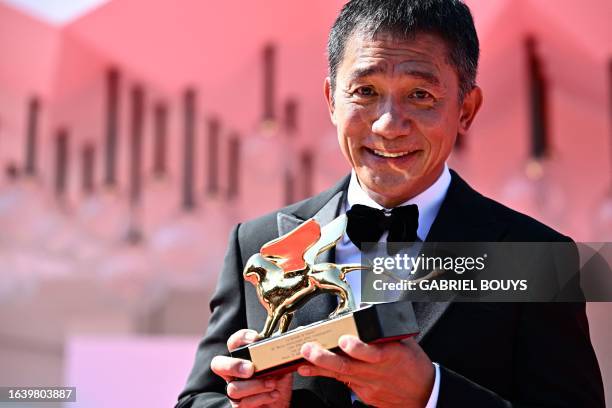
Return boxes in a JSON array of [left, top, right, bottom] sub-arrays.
[[227, 329, 260, 352], [300, 342, 359, 376], [230, 390, 280, 408], [297, 363, 338, 379], [226, 378, 276, 400], [275, 372, 294, 389], [338, 335, 382, 363], [297, 364, 365, 387], [211, 355, 254, 381]]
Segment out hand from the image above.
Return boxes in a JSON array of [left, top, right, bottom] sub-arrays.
[[297, 335, 434, 408], [210, 329, 292, 407]]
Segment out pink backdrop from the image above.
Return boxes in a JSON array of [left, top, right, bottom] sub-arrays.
[[0, 1, 610, 406]]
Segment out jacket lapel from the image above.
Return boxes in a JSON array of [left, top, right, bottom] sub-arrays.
[[414, 170, 509, 343]]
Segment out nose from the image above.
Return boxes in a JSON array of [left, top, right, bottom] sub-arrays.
[[371, 99, 410, 139]]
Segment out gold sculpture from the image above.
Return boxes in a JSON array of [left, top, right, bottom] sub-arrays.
[[243, 214, 366, 338]]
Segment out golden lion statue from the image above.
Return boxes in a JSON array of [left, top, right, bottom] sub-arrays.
[[243, 215, 365, 338]]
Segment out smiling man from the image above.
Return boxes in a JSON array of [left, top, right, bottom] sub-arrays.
[[176, 1, 604, 407], [326, 29, 480, 209]]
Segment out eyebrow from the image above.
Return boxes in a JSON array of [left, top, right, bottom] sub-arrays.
[[348, 66, 441, 87]]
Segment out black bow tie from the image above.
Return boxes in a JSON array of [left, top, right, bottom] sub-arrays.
[[346, 204, 419, 249]]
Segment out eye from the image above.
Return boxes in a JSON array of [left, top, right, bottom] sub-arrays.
[[354, 86, 377, 97], [409, 90, 433, 100]]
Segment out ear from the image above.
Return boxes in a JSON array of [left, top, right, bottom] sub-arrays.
[[324, 77, 337, 125], [244, 267, 263, 283], [458, 85, 483, 137]]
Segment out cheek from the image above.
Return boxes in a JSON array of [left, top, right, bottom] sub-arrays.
[[341, 103, 367, 124], [411, 107, 444, 131], [335, 110, 359, 165], [337, 130, 351, 162], [413, 108, 458, 154], [337, 105, 370, 146]]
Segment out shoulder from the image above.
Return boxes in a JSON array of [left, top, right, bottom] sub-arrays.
[[448, 169, 571, 243], [474, 188, 571, 243]]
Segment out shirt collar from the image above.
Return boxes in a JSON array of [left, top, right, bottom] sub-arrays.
[[345, 164, 451, 241]]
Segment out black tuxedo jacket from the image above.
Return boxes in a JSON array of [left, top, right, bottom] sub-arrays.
[[176, 170, 605, 407]]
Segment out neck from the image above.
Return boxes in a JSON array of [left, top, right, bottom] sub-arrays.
[[360, 167, 445, 208]]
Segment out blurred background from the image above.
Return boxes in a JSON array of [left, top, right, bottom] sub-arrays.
[[0, 0, 610, 406]]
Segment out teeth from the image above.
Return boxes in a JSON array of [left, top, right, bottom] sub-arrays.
[[372, 149, 411, 158]]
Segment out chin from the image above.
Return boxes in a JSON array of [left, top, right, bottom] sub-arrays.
[[362, 171, 425, 199], [368, 170, 415, 187]]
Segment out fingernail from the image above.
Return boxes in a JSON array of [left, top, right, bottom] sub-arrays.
[[239, 362, 252, 375], [301, 344, 311, 358], [264, 379, 275, 389], [271, 390, 280, 399]]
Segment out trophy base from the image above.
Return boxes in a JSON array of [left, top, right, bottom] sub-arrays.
[[230, 301, 419, 377]]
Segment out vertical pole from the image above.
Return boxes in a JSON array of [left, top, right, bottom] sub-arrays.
[[300, 149, 314, 199], [104, 68, 120, 187], [129, 85, 145, 206], [262, 43, 276, 126], [206, 116, 220, 196], [153, 102, 168, 178], [227, 134, 241, 201], [182, 88, 197, 210], [283, 99, 297, 204], [54, 128, 69, 199], [24, 96, 40, 176], [526, 37, 549, 160], [82, 143, 95, 194]]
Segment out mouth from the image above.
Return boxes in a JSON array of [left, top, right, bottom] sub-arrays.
[[361, 146, 424, 170], [371, 149, 412, 158], [365, 147, 421, 159]]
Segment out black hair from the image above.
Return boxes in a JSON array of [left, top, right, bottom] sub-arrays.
[[327, 0, 479, 100]]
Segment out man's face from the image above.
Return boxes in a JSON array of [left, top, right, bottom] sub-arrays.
[[325, 31, 482, 207]]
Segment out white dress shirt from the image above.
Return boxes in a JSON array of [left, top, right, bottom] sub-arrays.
[[334, 164, 451, 407]]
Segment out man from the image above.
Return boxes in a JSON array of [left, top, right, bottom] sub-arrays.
[[176, 0, 605, 407]]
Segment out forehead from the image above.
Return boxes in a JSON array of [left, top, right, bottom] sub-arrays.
[[338, 30, 454, 81]]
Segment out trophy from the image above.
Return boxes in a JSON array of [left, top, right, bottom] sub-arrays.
[[230, 214, 419, 377]]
